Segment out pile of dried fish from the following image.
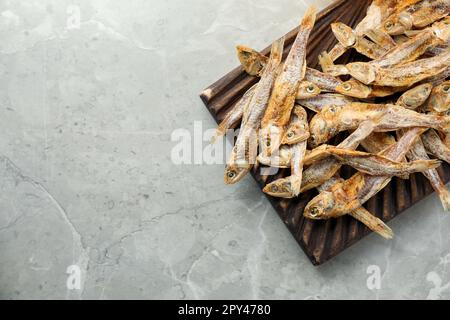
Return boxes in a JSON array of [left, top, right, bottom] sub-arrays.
[[214, 0, 450, 239]]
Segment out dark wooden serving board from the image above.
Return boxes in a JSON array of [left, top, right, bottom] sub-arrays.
[[200, 0, 450, 266]]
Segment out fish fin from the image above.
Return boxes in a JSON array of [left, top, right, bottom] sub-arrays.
[[350, 208, 394, 240]]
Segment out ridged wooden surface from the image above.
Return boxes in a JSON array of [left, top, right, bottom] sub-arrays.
[[200, 0, 450, 266]]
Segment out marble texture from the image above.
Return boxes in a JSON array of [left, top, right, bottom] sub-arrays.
[[0, 0, 450, 300]]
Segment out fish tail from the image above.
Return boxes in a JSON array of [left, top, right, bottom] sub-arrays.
[[301, 6, 317, 29], [290, 175, 302, 197], [270, 36, 285, 64], [350, 207, 394, 239], [409, 159, 442, 172]]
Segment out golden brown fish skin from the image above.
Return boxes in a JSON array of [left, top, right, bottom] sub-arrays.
[[364, 29, 397, 49], [304, 127, 425, 219], [331, 22, 389, 59], [361, 132, 397, 154], [308, 103, 450, 147], [406, 133, 450, 211], [423, 80, 450, 113], [281, 106, 310, 145], [349, 50, 450, 87], [297, 93, 356, 113], [422, 129, 450, 164], [236, 45, 268, 76], [260, 7, 317, 157], [381, 0, 450, 35], [300, 121, 376, 193], [212, 84, 256, 144], [424, 65, 450, 86], [317, 147, 441, 176], [335, 79, 372, 99], [317, 176, 394, 239], [368, 85, 407, 98], [397, 83, 433, 109]]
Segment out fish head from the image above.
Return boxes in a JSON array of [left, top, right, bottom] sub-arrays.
[[382, 12, 413, 35], [224, 165, 248, 185], [331, 22, 356, 48], [282, 106, 310, 145], [296, 81, 321, 99], [282, 123, 310, 145], [236, 45, 268, 76], [263, 177, 295, 198], [335, 79, 371, 99], [346, 62, 376, 85], [430, 81, 450, 113], [303, 191, 337, 220], [308, 113, 337, 147], [397, 83, 433, 109]]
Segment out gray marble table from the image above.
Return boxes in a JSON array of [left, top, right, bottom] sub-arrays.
[[0, 0, 449, 300]]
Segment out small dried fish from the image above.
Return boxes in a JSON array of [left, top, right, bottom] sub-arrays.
[[397, 83, 433, 109], [297, 93, 356, 113], [311, 146, 441, 176], [319, 176, 394, 239], [422, 129, 450, 164], [406, 133, 450, 211], [225, 37, 285, 184], [260, 7, 317, 157], [304, 128, 425, 219], [309, 103, 450, 147], [348, 50, 450, 86], [381, 0, 450, 35]]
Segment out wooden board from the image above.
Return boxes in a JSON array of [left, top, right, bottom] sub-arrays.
[[200, 0, 450, 266]]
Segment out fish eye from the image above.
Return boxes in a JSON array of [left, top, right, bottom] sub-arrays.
[[227, 171, 236, 179], [385, 21, 394, 29], [309, 207, 320, 217], [306, 85, 316, 93], [287, 131, 295, 138], [442, 85, 450, 93], [342, 82, 352, 91], [266, 140, 271, 147]]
